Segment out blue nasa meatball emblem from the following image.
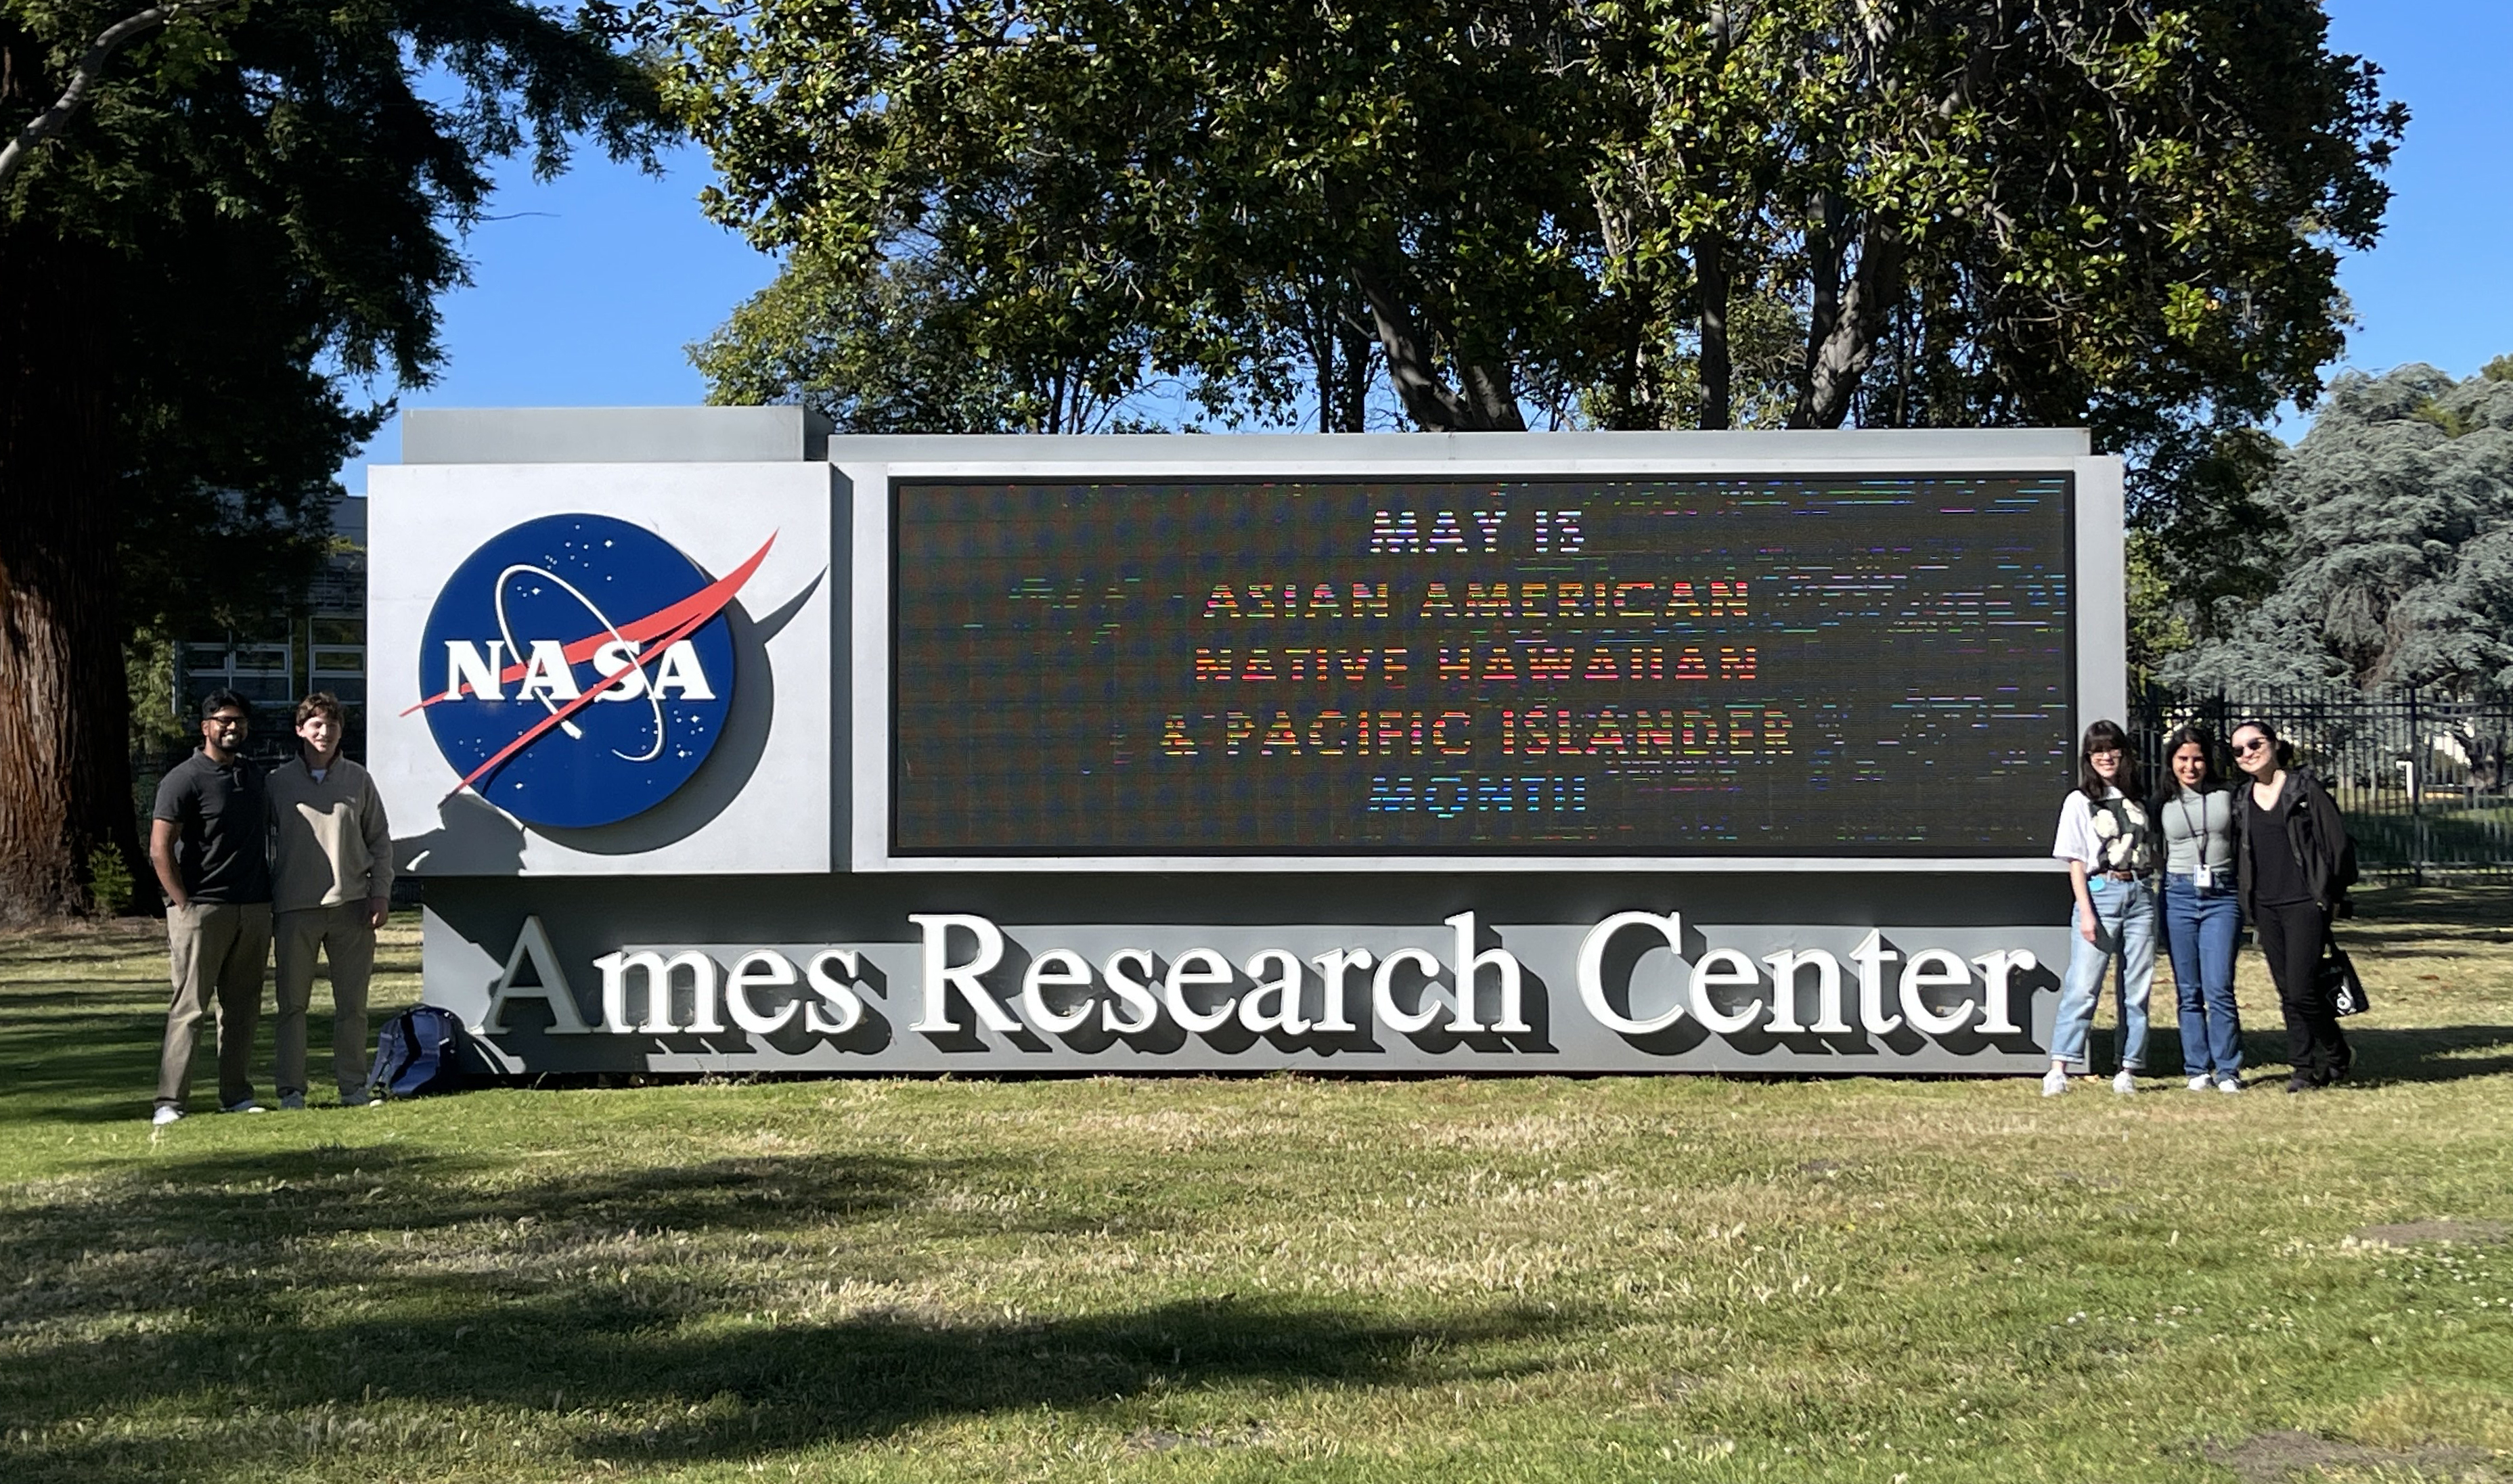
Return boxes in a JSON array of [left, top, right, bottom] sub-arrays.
[[416, 514, 769, 828]]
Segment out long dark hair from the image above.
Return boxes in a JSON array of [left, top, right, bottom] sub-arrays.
[[2078, 719, 2140, 801], [2160, 723, 2225, 793], [2229, 717, 2296, 775]]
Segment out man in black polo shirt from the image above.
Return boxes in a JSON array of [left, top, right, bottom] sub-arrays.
[[147, 690, 275, 1124]]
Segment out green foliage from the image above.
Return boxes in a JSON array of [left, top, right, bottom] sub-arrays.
[[640, 0, 2404, 451], [692, 250, 1153, 433], [2125, 531, 2192, 688], [2483, 353, 2513, 384], [2169, 363, 2513, 698], [2411, 398, 2474, 439], [79, 842, 131, 916], [2, 0, 676, 641]]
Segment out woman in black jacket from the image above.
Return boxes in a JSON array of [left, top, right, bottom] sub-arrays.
[[2229, 719, 2359, 1092]]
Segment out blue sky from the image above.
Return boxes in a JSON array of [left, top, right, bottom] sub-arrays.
[[345, 0, 2513, 489]]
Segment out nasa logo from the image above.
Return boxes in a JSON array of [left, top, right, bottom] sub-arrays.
[[412, 514, 774, 828]]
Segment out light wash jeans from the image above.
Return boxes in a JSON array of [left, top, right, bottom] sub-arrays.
[[2051, 876, 2155, 1072], [2160, 874, 2243, 1079]]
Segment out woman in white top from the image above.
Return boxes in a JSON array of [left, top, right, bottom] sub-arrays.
[[2043, 719, 2158, 1096]]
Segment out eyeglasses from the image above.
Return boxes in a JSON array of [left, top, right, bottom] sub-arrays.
[[206, 715, 249, 729], [2233, 738, 2269, 755]]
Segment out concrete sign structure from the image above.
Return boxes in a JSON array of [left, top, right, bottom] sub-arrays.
[[373, 411, 2122, 1077]]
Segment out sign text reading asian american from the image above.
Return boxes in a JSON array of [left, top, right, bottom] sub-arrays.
[[891, 476, 2074, 855]]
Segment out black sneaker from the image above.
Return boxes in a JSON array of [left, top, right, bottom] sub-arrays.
[[2285, 1075, 2317, 1094]]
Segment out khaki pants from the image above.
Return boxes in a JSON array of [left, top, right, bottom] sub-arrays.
[[275, 903, 376, 1098], [158, 901, 271, 1112]]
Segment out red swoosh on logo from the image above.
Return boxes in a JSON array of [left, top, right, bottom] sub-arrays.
[[403, 532, 778, 715], [426, 533, 776, 803]]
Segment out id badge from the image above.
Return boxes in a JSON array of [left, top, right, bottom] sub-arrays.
[[2193, 864, 2215, 891]]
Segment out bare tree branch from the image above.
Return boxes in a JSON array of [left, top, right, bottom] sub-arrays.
[[0, 0, 238, 188]]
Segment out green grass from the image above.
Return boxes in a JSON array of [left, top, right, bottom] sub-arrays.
[[3, 889, 2511, 1483]]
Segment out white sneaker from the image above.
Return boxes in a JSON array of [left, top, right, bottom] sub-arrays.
[[2186, 1075, 2212, 1092], [2041, 1065, 2070, 1098], [2112, 1070, 2138, 1096], [277, 1092, 307, 1111], [150, 1106, 184, 1127], [221, 1100, 267, 1115], [2217, 1077, 2244, 1094]]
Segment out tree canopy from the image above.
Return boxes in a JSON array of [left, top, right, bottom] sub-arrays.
[[0, 0, 671, 917], [2167, 361, 2513, 702], [646, 0, 2403, 461]]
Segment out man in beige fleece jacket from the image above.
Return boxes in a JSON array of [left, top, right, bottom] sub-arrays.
[[267, 692, 395, 1108]]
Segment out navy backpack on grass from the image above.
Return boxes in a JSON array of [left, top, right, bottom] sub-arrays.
[[371, 1006, 473, 1099]]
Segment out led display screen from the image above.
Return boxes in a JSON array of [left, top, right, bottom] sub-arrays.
[[891, 475, 2075, 856]]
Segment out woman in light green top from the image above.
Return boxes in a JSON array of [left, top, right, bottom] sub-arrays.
[[2152, 724, 2242, 1091]]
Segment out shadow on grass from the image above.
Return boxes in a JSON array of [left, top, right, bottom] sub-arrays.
[[0, 1144, 1563, 1479], [2133, 1023, 2513, 1085]]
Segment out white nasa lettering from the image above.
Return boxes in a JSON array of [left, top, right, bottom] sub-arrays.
[[518, 639, 583, 702], [591, 640, 648, 700], [443, 639, 508, 702], [652, 639, 716, 699]]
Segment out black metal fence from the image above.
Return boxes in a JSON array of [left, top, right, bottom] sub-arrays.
[[2131, 684, 2513, 880]]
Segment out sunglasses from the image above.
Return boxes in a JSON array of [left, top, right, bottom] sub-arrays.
[[2233, 738, 2269, 755], [206, 715, 250, 728]]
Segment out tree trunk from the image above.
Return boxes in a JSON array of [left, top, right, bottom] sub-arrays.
[[1789, 212, 1901, 430], [0, 225, 138, 924], [1695, 232, 1731, 430]]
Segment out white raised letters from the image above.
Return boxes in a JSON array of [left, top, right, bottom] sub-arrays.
[[1019, 948, 1096, 1033], [1576, 912, 1687, 1035], [1687, 948, 1762, 1033], [1898, 948, 1976, 1035], [724, 949, 800, 1035], [908, 914, 1021, 1033], [1163, 948, 1239, 1033]]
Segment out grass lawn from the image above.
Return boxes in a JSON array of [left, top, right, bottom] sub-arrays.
[[3, 888, 2510, 1483]]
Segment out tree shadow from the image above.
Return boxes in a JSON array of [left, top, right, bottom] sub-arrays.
[[0, 1143, 1566, 1479]]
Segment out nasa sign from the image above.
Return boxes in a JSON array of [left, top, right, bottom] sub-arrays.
[[373, 416, 2126, 1077], [413, 514, 763, 828], [368, 459, 837, 877]]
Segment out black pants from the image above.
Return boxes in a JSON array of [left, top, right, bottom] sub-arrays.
[[2253, 899, 2351, 1080]]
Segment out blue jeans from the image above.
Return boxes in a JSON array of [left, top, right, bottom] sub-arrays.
[[2161, 874, 2244, 1078], [2051, 877, 2155, 1071]]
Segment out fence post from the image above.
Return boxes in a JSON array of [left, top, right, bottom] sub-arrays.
[[2408, 683, 2426, 886]]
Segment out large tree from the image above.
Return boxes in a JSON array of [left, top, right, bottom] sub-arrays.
[[647, 0, 2401, 451], [1, 0, 669, 920], [2169, 361, 2513, 700]]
